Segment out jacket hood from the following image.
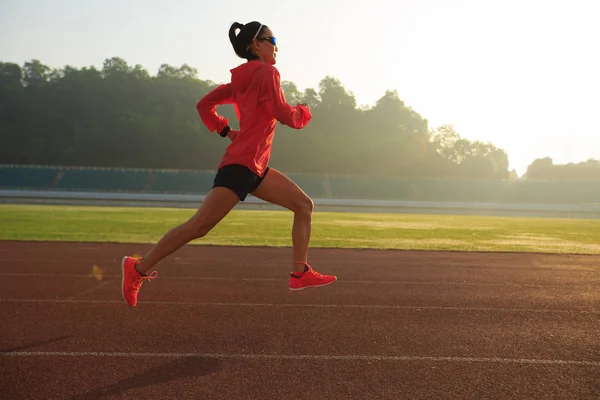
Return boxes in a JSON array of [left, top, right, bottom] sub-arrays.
[[230, 60, 265, 93]]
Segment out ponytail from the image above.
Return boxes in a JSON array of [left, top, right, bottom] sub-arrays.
[[228, 21, 265, 61]]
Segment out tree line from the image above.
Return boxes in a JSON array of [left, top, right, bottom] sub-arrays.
[[1, 58, 597, 181]]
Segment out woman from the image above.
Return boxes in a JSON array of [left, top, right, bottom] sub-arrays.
[[121, 21, 337, 307]]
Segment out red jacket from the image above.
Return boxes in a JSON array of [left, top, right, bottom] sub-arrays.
[[197, 60, 312, 177]]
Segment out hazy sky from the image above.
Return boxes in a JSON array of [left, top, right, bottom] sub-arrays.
[[2, 0, 599, 175]]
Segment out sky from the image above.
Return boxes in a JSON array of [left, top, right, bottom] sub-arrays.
[[1, 0, 599, 175]]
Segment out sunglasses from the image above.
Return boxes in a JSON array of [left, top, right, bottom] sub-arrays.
[[257, 36, 277, 46]]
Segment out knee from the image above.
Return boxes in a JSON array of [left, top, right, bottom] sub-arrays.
[[185, 219, 211, 240], [193, 226, 211, 239], [295, 195, 314, 217]]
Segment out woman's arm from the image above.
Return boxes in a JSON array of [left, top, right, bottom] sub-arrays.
[[196, 84, 234, 135], [260, 67, 311, 129]]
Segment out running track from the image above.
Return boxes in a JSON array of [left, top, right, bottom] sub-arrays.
[[1, 241, 599, 399]]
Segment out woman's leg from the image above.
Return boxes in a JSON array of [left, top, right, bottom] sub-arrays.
[[251, 168, 314, 273], [121, 186, 239, 306], [251, 168, 336, 290], [137, 187, 240, 274]]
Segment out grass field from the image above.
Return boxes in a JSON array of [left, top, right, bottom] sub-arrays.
[[0, 204, 599, 254]]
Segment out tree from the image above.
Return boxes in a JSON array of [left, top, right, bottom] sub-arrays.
[[430, 125, 509, 179], [0, 56, 515, 180], [524, 157, 600, 181], [525, 157, 554, 180], [301, 88, 320, 109], [102, 57, 130, 77], [318, 76, 356, 110], [22, 59, 50, 86], [281, 81, 302, 105], [430, 125, 462, 163], [0, 62, 23, 91]]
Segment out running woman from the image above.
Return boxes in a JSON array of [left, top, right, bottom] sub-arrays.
[[121, 21, 337, 306]]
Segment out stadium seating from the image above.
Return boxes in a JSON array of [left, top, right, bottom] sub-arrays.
[[54, 168, 149, 192], [1, 164, 599, 204], [0, 165, 62, 189], [287, 173, 332, 198], [147, 170, 215, 194]]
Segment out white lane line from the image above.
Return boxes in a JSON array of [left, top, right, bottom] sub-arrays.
[[1, 351, 599, 366], [65, 281, 112, 300], [1, 259, 599, 273], [0, 298, 597, 314], [0, 273, 595, 287]]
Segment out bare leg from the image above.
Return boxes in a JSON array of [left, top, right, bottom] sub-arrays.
[[136, 187, 239, 274], [251, 168, 314, 273]]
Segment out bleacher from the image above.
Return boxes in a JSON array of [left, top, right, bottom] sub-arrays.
[[55, 168, 150, 192], [287, 173, 333, 198], [1, 164, 599, 205], [147, 170, 215, 194], [0, 165, 62, 190]]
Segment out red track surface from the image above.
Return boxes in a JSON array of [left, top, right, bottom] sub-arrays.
[[1, 241, 599, 399]]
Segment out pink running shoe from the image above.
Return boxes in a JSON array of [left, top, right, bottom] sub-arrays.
[[289, 262, 337, 291], [121, 256, 157, 307]]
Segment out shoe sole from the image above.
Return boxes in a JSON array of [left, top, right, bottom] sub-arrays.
[[120, 256, 131, 306], [289, 277, 337, 291]]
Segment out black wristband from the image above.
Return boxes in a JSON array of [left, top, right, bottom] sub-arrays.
[[219, 126, 230, 138]]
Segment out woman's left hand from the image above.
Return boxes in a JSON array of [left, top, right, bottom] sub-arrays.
[[227, 130, 239, 141]]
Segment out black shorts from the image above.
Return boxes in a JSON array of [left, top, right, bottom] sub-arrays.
[[212, 164, 270, 201]]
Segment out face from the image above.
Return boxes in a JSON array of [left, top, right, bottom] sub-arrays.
[[251, 27, 278, 65]]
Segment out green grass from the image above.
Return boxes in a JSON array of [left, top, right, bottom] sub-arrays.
[[1, 204, 599, 254]]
